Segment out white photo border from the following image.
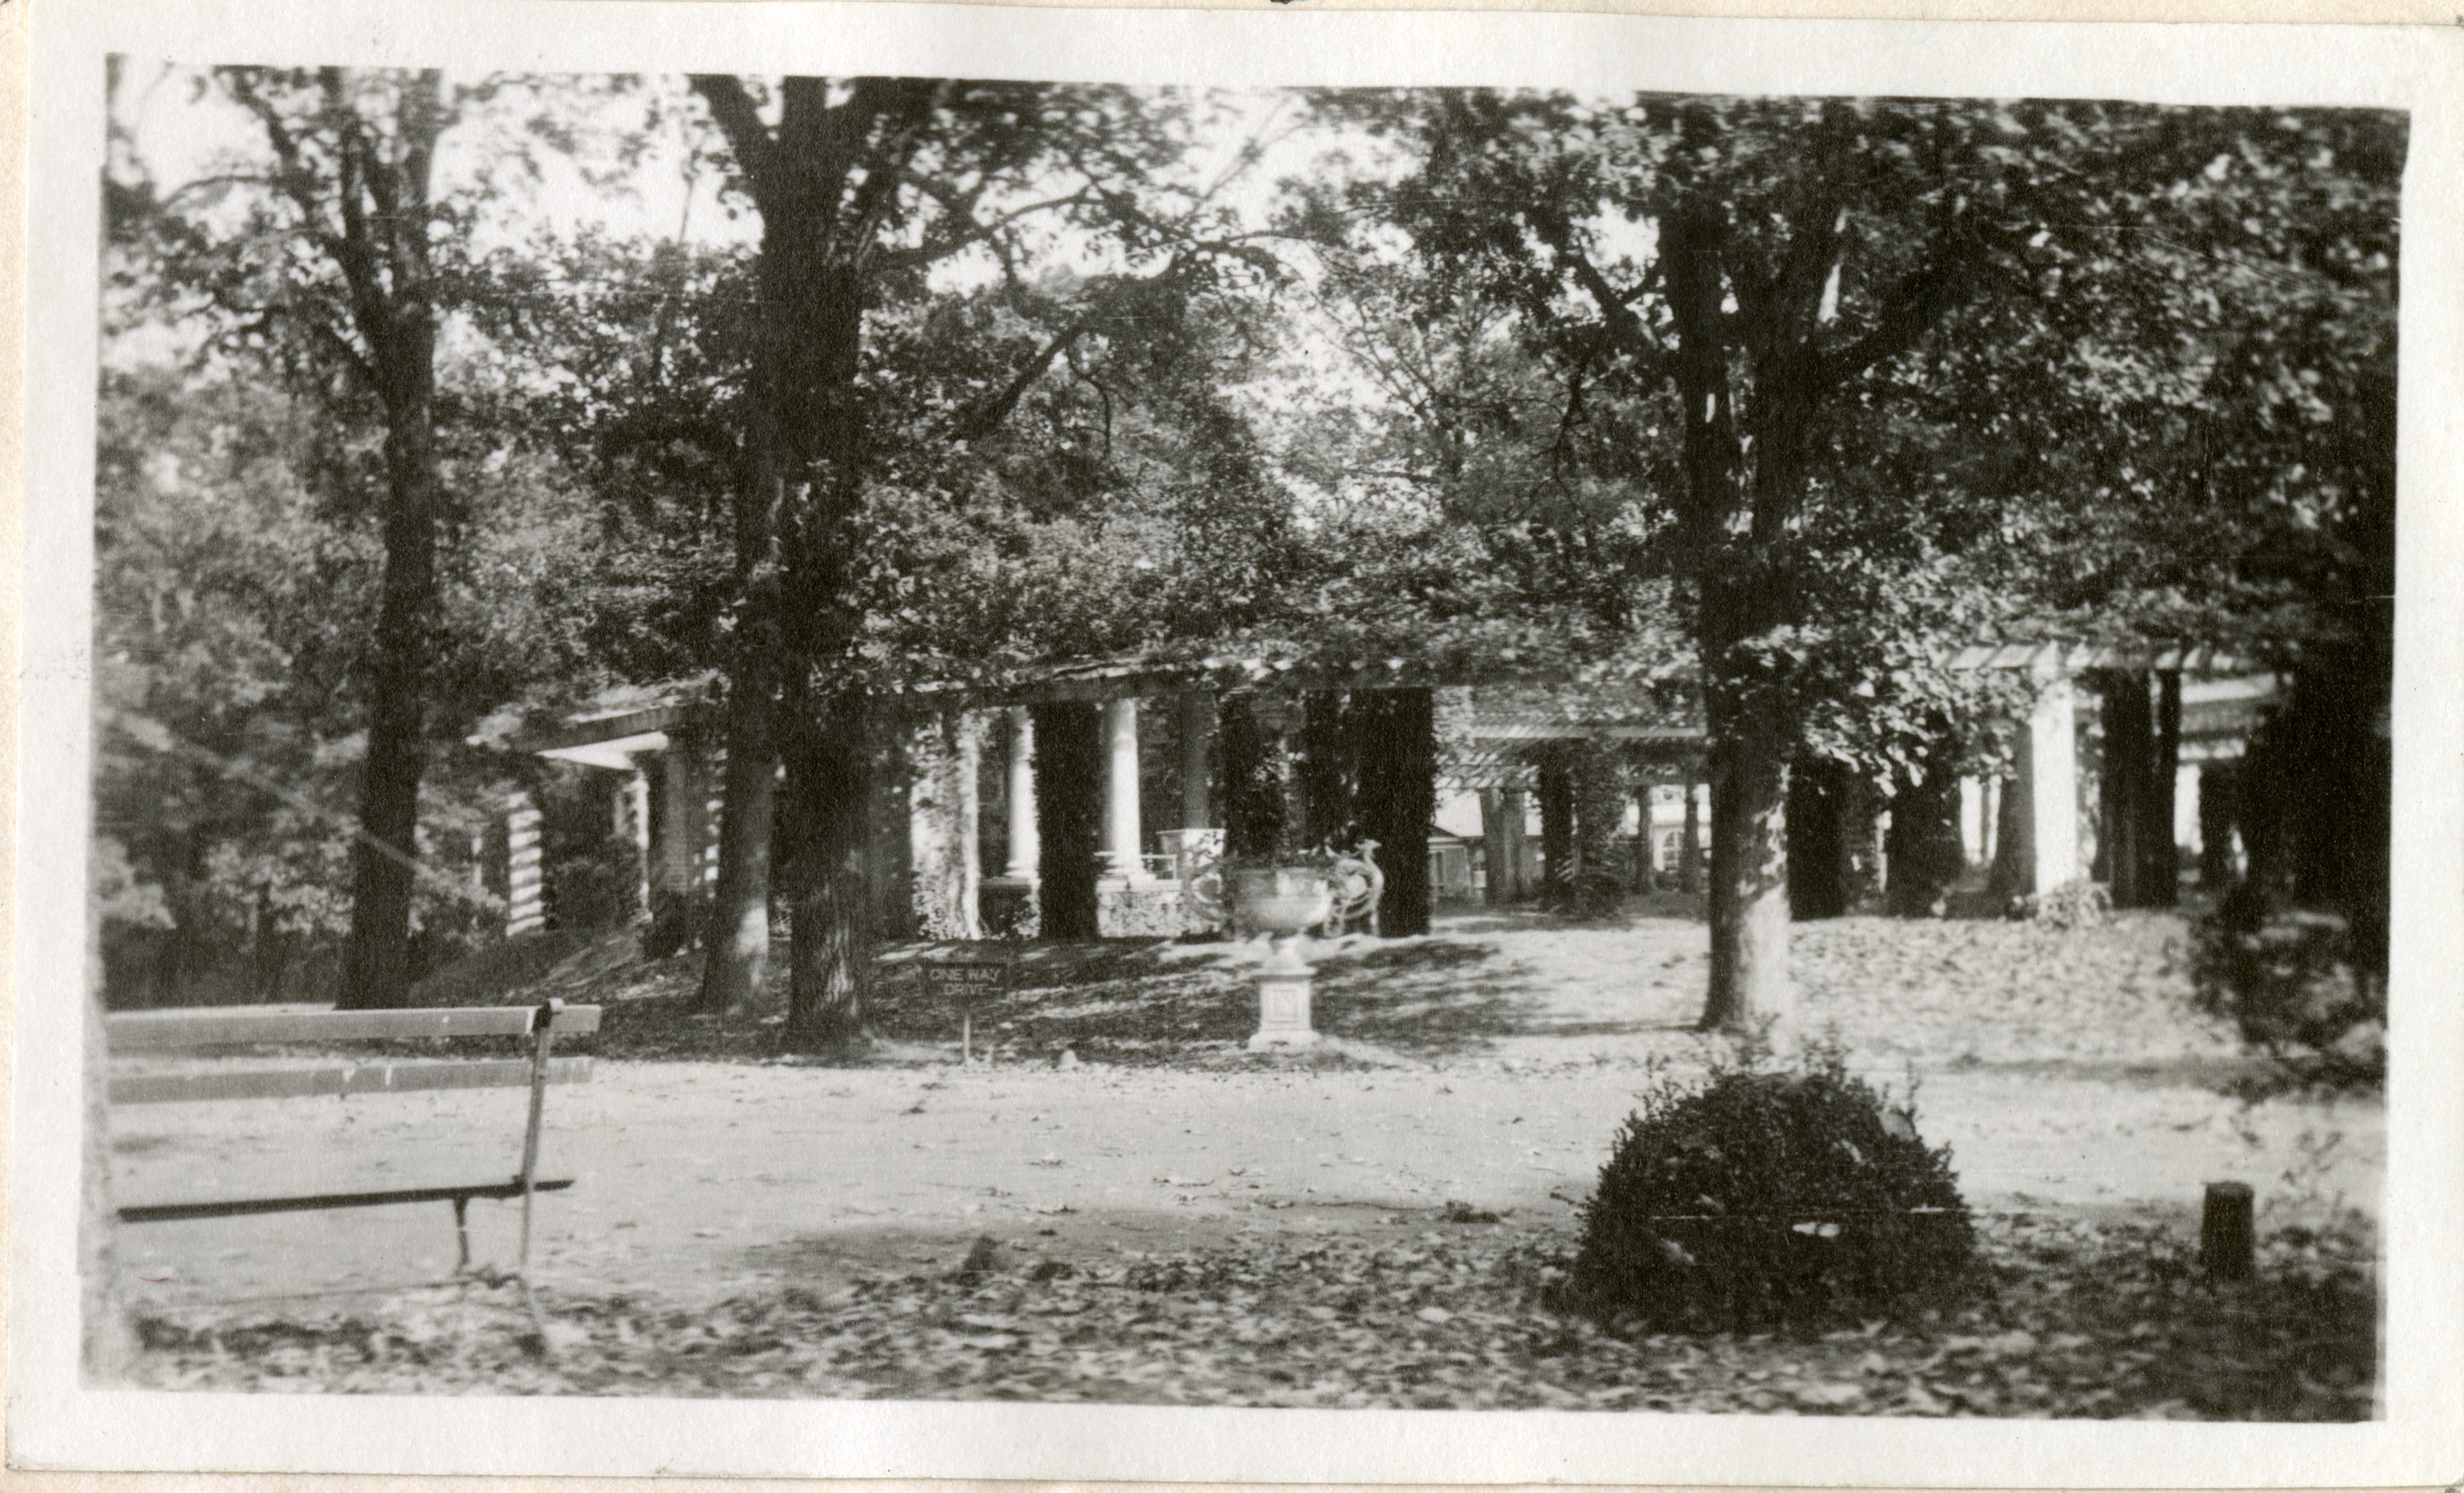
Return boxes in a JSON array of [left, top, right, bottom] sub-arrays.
[[15, 0, 2462, 1483]]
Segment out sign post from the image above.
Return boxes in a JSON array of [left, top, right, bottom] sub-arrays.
[[920, 951, 1014, 1064]]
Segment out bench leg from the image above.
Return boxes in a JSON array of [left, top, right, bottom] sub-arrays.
[[453, 1196, 471, 1273]]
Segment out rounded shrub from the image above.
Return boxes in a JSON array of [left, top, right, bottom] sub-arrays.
[[1567, 1046, 1974, 1331], [2191, 882, 2384, 1089]]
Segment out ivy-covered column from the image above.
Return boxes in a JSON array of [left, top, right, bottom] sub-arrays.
[[655, 731, 709, 903], [1030, 701, 1103, 939], [2196, 760, 2241, 890], [1570, 736, 1625, 916], [1537, 743, 1575, 910], [1786, 756, 1847, 921], [2098, 669, 2154, 907], [1500, 785, 1533, 900], [1221, 691, 1297, 861], [1885, 744, 1965, 917], [1677, 780, 1703, 895], [1179, 691, 1213, 832], [1478, 788, 1511, 905], [1356, 687, 1435, 935], [2146, 670, 2183, 907], [1629, 781, 1654, 893], [867, 719, 918, 942], [1298, 690, 1358, 851]]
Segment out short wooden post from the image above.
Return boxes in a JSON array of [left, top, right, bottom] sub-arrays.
[[2200, 1181, 2255, 1281], [517, 999, 563, 1277]]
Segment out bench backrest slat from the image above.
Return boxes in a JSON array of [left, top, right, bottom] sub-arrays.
[[106, 1004, 602, 1052], [111, 1056, 594, 1105]]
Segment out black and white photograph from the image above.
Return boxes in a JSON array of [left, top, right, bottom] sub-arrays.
[[13, 0, 2464, 1483]]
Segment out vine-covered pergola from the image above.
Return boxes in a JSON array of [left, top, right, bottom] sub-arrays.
[[495, 638, 2287, 946]]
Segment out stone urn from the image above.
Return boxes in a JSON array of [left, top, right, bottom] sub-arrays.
[[1231, 867, 1334, 937], [1231, 867, 1333, 1049]]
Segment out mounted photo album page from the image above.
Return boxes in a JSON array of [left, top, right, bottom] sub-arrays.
[[13, 0, 2464, 1484]]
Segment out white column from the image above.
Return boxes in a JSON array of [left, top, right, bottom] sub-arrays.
[[1002, 706, 1038, 880], [2025, 675, 2080, 892], [624, 767, 652, 920], [1101, 697, 1146, 881], [2175, 762, 2202, 855], [1983, 776, 2000, 866], [957, 714, 984, 932], [1959, 775, 1986, 867]]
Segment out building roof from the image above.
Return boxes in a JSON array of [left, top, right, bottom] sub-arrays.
[[513, 641, 2284, 762], [1944, 641, 2258, 675]]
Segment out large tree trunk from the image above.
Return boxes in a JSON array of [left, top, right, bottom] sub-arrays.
[[1029, 701, 1104, 939], [779, 699, 874, 1054], [1355, 687, 1435, 935], [1699, 692, 1793, 1034], [688, 75, 946, 1045], [695, 669, 779, 1013], [220, 68, 448, 1013], [1653, 165, 1969, 1031], [338, 332, 442, 1009], [693, 444, 785, 1014]]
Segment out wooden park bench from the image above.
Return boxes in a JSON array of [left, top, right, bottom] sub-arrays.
[[105, 999, 600, 1293]]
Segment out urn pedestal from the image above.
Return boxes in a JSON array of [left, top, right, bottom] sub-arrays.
[[1232, 868, 1333, 1050]]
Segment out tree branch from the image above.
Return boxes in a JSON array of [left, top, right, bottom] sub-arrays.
[[324, 103, 397, 361], [954, 312, 1096, 442], [687, 75, 775, 203], [223, 71, 337, 246], [1555, 242, 1667, 383], [600, 410, 742, 462], [1824, 238, 1972, 384], [890, 186, 1099, 273]]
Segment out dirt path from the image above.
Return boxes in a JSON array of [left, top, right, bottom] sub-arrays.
[[114, 1054, 2380, 1312], [112, 909, 2383, 1311]]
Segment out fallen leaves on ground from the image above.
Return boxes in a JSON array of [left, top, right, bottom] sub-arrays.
[[1790, 915, 2247, 1073], [126, 1215, 2373, 1418], [400, 908, 2255, 1082]]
